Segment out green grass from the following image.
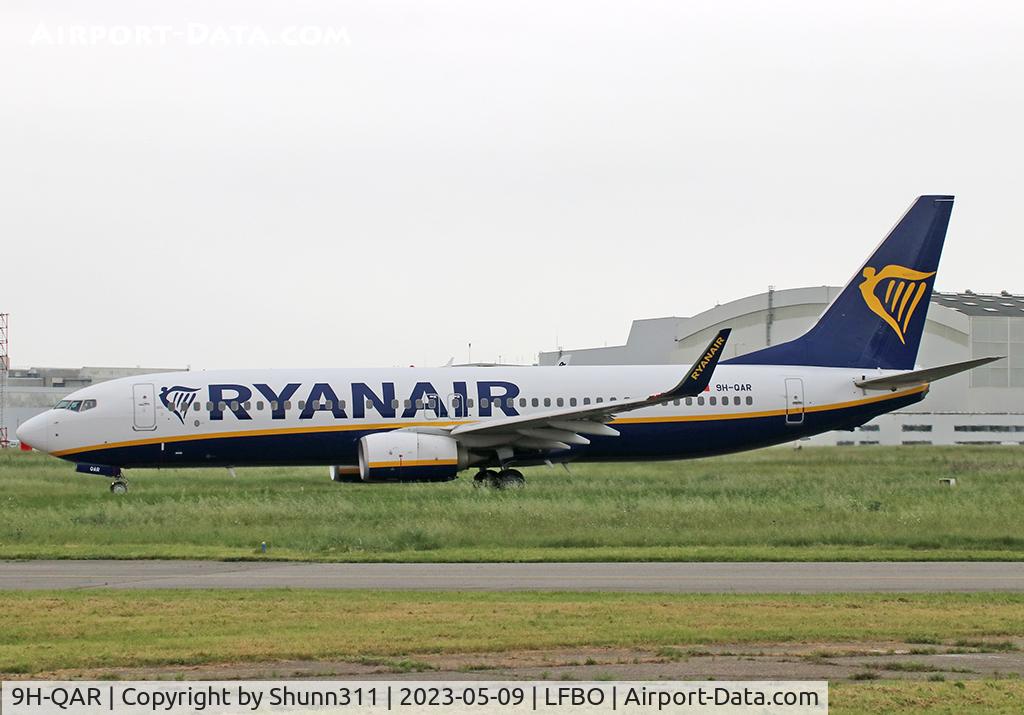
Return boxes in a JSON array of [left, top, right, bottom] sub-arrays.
[[1, 447, 1024, 561], [1, 590, 1023, 675], [832, 681, 1024, 714]]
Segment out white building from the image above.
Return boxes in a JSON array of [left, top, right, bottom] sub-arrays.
[[539, 289, 1024, 446]]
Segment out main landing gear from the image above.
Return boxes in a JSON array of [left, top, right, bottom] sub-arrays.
[[474, 468, 525, 489]]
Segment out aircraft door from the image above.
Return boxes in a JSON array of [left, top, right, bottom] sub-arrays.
[[133, 383, 157, 431], [784, 378, 805, 425], [447, 393, 465, 420], [423, 393, 441, 420]]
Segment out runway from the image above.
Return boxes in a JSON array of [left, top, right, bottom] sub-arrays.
[[2, 560, 1023, 592]]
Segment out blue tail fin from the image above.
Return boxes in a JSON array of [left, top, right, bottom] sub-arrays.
[[726, 195, 954, 370]]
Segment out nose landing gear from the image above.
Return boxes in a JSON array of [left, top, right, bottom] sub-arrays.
[[76, 463, 129, 494]]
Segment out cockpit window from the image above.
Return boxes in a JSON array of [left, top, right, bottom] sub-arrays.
[[54, 399, 96, 412]]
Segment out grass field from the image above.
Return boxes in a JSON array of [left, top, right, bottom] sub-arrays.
[[2, 446, 1024, 561], [2, 591, 1023, 713], [4, 591, 1023, 673], [832, 681, 1024, 714]]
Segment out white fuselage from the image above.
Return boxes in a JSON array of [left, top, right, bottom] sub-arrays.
[[18, 364, 926, 470]]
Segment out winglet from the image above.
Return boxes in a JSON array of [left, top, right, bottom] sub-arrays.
[[656, 328, 731, 399]]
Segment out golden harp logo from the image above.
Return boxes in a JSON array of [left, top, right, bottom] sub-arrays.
[[858, 265, 936, 344]]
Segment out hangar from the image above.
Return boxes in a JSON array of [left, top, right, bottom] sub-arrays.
[[539, 288, 1024, 446]]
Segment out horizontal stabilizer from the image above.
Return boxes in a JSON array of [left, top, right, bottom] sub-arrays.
[[855, 356, 1004, 390]]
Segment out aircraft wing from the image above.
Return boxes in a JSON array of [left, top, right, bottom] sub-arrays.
[[446, 330, 731, 451], [855, 356, 1004, 390]]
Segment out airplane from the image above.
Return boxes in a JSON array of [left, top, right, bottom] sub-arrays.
[[17, 195, 1002, 493]]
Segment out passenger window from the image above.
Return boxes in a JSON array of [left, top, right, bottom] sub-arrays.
[[557, 397, 564, 407], [596, 397, 603, 404], [404, 400, 412, 409], [206, 402, 213, 411], [519, 398, 527, 407], [298, 400, 305, 410], [256, 401, 264, 411], [610, 397, 617, 402], [732, 396, 740, 405], [194, 402, 201, 412], [271, 401, 279, 411], [366, 400, 373, 410], [467, 398, 475, 408], [391, 399, 400, 409], [583, 397, 591, 405], [746, 396, 753, 405], [219, 401, 227, 410], [672, 399, 680, 406], [415, 400, 425, 409], [531, 397, 539, 407], [284, 401, 292, 410], [230, 401, 240, 411], [697, 396, 705, 406], [543, 397, 551, 407], [243, 401, 251, 410], [570, 397, 577, 407], [480, 398, 490, 409], [324, 401, 333, 409], [709, 396, 716, 406]]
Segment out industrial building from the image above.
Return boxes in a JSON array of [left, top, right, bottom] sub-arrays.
[[539, 289, 1024, 446]]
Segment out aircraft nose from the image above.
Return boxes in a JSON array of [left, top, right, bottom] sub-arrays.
[[16, 413, 50, 453]]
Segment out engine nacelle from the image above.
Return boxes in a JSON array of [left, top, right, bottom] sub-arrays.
[[358, 432, 465, 482]]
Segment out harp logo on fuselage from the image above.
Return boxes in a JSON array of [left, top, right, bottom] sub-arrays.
[[158, 386, 200, 425], [858, 264, 936, 344]]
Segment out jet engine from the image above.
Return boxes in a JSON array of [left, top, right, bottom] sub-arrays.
[[358, 432, 466, 482]]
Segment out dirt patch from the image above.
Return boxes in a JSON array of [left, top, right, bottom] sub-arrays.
[[28, 639, 1024, 682]]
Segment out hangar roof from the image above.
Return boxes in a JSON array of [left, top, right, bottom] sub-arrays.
[[931, 291, 1024, 317]]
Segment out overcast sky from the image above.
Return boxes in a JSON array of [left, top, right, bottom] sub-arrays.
[[1, 1, 1022, 369]]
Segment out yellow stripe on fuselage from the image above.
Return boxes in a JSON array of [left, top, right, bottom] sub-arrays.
[[51, 420, 470, 457], [51, 385, 928, 458]]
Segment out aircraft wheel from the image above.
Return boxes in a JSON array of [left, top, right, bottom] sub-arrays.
[[110, 480, 129, 495], [474, 469, 498, 487], [496, 469, 525, 489]]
